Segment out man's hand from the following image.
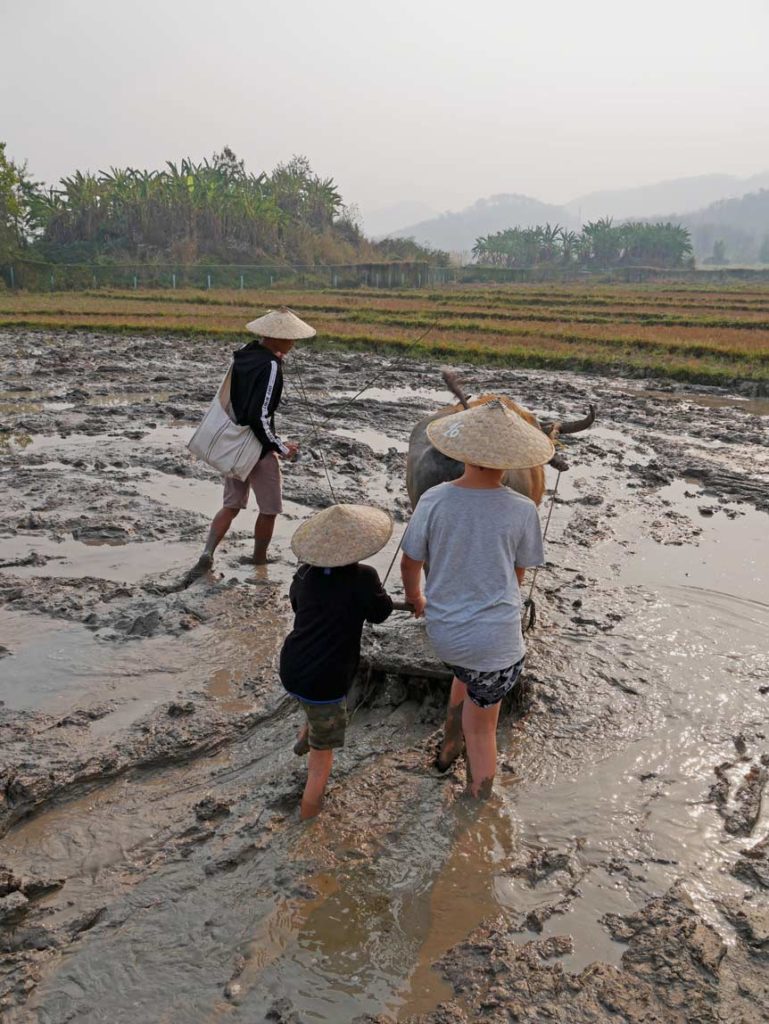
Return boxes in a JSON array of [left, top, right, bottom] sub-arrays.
[[409, 593, 427, 618], [280, 442, 300, 460]]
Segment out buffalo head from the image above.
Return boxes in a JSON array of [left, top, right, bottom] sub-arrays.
[[405, 370, 595, 509]]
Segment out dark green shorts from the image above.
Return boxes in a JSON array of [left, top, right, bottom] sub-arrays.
[[301, 698, 347, 750]]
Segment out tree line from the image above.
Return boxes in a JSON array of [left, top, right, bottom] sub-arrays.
[[472, 219, 694, 269], [0, 143, 448, 269]]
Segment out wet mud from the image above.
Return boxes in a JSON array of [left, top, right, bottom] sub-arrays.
[[1, 327, 768, 1022]]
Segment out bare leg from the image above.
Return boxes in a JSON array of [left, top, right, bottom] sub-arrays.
[[253, 513, 276, 565], [300, 748, 334, 820], [462, 699, 502, 798], [185, 507, 239, 583], [437, 676, 467, 771], [205, 507, 240, 557]]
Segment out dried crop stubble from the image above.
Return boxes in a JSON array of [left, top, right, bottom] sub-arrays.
[[1, 285, 768, 387]]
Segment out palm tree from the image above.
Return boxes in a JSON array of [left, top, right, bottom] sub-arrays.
[[538, 223, 562, 263], [27, 148, 378, 266], [580, 217, 621, 267], [559, 229, 579, 265]]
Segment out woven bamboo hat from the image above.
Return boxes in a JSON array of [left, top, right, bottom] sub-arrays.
[[426, 398, 555, 470], [291, 504, 393, 568], [246, 306, 316, 340]]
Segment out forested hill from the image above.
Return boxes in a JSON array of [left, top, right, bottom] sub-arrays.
[[389, 194, 577, 253], [662, 189, 769, 264], [0, 145, 448, 268], [388, 174, 769, 261]]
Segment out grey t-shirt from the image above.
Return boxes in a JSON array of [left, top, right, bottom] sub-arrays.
[[401, 482, 545, 671]]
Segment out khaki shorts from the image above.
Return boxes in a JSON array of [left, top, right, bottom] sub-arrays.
[[301, 698, 348, 750], [222, 451, 283, 514]]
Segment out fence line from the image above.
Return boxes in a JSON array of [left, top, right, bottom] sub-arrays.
[[0, 260, 452, 293], [3, 260, 769, 293]]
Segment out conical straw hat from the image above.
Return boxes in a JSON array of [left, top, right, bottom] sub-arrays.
[[291, 504, 393, 567], [246, 306, 316, 340], [426, 398, 555, 469]]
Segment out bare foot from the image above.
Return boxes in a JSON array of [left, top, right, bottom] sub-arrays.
[[181, 552, 213, 587], [466, 776, 494, 800], [300, 797, 323, 821], [253, 541, 271, 565], [238, 553, 277, 566], [435, 740, 464, 773]]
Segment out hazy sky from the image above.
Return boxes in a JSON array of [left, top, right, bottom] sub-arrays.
[[3, 0, 768, 223]]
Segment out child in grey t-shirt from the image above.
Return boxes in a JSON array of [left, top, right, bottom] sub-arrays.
[[401, 481, 544, 673], [400, 398, 551, 798]]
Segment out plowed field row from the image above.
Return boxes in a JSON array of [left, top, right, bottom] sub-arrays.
[[2, 285, 768, 389], [4, 291, 769, 331], [82, 287, 769, 318]]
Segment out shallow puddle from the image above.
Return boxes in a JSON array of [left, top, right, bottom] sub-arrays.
[[331, 425, 409, 453], [205, 668, 259, 715], [615, 481, 768, 603], [638, 387, 769, 417], [0, 606, 191, 716], [131, 470, 225, 516], [0, 534, 200, 583], [338, 385, 450, 405], [86, 390, 171, 406]]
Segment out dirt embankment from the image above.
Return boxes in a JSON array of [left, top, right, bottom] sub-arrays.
[[1, 328, 768, 1022]]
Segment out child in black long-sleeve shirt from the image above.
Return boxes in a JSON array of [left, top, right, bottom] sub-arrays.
[[280, 505, 393, 819]]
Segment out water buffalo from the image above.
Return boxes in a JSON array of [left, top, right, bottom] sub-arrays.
[[406, 371, 595, 509]]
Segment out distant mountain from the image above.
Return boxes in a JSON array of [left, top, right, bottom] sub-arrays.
[[380, 172, 769, 261], [662, 189, 769, 264], [362, 200, 438, 239], [390, 194, 576, 254], [567, 172, 769, 223]]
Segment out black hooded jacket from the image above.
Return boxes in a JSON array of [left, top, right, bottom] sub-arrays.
[[229, 341, 288, 458], [279, 564, 394, 701]]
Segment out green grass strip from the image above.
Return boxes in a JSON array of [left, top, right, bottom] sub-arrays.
[[1, 319, 766, 390], [15, 289, 768, 331]]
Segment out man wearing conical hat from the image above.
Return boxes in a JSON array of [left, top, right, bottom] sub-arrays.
[[400, 399, 552, 798], [189, 308, 316, 577]]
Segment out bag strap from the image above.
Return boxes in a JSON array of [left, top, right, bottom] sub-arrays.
[[217, 363, 234, 408]]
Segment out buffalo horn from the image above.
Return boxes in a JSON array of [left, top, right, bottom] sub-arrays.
[[441, 368, 470, 409], [542, 403, 597, 436]]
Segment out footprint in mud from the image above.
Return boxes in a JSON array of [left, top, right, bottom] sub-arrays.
[[233, 554, 283, 567]]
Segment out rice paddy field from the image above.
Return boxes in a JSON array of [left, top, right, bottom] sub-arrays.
[[2, 281, 769, 390], [3, 282, 769, 1020]]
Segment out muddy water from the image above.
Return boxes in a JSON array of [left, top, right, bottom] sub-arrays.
[[638, 386, 769, 418], [2, 329, 769, 1022]]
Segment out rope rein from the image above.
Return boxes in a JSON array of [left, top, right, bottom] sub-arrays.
[[523, 468, 562, 632], [330, 319, 440, 415], [291, 351, 338, 503], [288, 318, 438, 507], [382, 527, 406, 587]]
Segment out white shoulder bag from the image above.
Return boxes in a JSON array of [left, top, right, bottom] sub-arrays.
[[187, 364, 263, 481]]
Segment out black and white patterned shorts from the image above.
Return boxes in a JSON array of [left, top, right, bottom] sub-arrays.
[[448, 657, 525, 709]]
